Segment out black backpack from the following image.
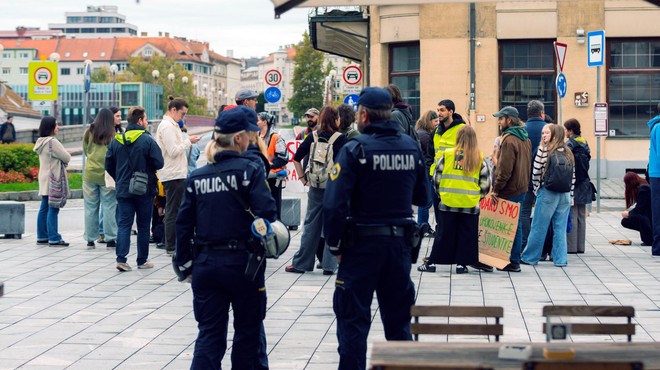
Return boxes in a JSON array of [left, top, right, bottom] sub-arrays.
[[542, 150, 573, 193]]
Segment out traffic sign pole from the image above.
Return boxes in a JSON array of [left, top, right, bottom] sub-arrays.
[[588, 30, 605, 213], [596, 65, 601, 213]]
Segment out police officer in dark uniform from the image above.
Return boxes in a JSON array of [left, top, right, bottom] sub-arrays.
[[175, 106, 277, 370], [323, 87, 430, 370]]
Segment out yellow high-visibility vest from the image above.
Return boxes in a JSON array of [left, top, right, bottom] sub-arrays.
[[438, 148, 482, 208], [430, 123, 465, 176]]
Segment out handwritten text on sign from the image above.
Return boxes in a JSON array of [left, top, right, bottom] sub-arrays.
[[478, 196, 520, 269]]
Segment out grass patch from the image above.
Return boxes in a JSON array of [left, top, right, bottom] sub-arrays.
[[0, 173, 83, 193]]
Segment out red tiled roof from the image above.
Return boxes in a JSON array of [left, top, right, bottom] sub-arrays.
[[208, 50, 241, 65], [0, 39, 58, 60], [55, 38, 116, 61], [112, 37, 208, 63]]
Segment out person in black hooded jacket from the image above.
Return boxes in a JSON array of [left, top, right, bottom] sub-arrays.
[[105, 106, 164, 272], [385, 84, 419, 142]]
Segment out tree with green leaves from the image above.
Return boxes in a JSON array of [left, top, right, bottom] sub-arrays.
[[288, 32, 328, 120], [94, 56, 209, 116]]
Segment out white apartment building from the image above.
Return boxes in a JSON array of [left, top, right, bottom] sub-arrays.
[[48, 5, 137, 38]]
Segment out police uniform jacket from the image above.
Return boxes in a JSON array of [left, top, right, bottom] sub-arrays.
[[323, 119, 429, 251], [175, 151, 277, 272]]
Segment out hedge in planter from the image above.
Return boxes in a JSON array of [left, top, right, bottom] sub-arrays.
[[0, 144, 39, 183]]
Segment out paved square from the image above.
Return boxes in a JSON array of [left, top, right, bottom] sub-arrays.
[[1, 197, 659, 369]]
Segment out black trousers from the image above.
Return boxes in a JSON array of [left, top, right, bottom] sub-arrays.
[[162, 179, 185, 251], [622, 214, 653, 245]]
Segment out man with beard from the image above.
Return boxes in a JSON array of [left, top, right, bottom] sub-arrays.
[[296, 108, 319, 140]]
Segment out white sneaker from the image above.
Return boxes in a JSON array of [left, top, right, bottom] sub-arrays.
[[116, 263, 132, 272], [138, 261, 154, 269]]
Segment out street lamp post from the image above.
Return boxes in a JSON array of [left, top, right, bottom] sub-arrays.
[[110, 64, 118, 107], [152, 69, 160, 82], [49, 52, 61, 122], [82, 59, 93, 171], [167, 73, 175, 95]]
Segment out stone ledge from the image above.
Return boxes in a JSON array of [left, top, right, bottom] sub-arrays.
[[0, 189, 82, 201]]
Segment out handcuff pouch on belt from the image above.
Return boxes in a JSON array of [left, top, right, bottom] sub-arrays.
[[404, 223, 423, 263]]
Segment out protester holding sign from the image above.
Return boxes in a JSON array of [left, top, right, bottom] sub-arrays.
[[491, 107, 532, 273], [417, 126, 491, 274], [521, 124, 575, 267]]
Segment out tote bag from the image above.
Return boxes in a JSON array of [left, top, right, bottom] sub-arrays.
[[48, 140, 69, 208]]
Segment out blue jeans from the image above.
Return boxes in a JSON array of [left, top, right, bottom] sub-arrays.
[[37, 196, 62, 243], [83, 181, 117, 242], [520, 188, 535, 249], [521, 188, 570, 266], [116, 196, 153, 265], [503, 193, 526, 264], [651, 177, 660, 255], [417, 178, 435, 225]]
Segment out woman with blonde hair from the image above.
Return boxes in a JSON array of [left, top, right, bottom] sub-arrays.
[[521, 123, 575, 267], [417, 125, 491, 274]]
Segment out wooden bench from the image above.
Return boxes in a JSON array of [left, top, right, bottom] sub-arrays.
[[372, 364, 493, 370], [411, 305, 504, 342], [542, 305, 635, 342], [523, 360, 643, 370]]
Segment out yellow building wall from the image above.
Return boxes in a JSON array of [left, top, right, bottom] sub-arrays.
[[368, 0, 660, 176]]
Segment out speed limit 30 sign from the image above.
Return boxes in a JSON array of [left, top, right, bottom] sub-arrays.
[[265, 69, 282, 86]]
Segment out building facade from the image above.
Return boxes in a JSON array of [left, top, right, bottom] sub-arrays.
[[359, 0, 660, 177], [10, 82, 163, 125], [48, 5, 137, 38]]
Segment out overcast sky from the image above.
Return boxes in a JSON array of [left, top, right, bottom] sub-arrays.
[[0, 0, 311, 59]]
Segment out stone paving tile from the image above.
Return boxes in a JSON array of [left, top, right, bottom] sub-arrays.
[[2, 200, 660, 368]]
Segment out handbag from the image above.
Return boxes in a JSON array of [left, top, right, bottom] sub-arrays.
[[122, 133, 149, 196], [47, 140, 69, 208]]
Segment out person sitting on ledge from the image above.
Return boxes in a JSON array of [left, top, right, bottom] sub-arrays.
[[621, 171, 653, 246]]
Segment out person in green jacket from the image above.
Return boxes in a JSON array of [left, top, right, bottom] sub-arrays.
[[83, 108, 118, 248]]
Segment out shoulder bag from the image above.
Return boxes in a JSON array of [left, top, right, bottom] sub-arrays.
[[47, 140, 69, 208]]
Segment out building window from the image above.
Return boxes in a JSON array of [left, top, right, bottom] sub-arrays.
[[19, 52, 30, 59], [100, 17, 114, 23], [2, 52, 10, 59], [61, 68, 71, 75], [77, 67, 83, 74], [608, 39, 660, 137], [97, 28, 110, 33], [499, 40, 556, 121], [2, 67, 10, 75], [143, 48, 153, 57], [83, 16, 97, 23], [66, 28, 80, 34], [67, 16, 81, 23], [112, 28, 126, 33], [389, 42, 420, 119], [19, 67, 28, 75], [81, 28, 94, 34]]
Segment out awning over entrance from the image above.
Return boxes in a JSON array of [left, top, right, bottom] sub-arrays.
[[310, 10, 368, 62], [271, 0, 660, 18]]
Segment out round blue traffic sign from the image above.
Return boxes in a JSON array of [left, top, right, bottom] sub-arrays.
[[556, 73, 567, 99], [264, 86, 281, 103], [344, 94, 359, 111]]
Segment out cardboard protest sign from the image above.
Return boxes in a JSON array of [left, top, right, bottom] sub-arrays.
[[283, 140, 306, 193], [478, 196, 520, 269]]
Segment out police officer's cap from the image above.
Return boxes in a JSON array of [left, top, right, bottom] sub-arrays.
[[214, 106, 260, 134], [357, 87, 392, 110]]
